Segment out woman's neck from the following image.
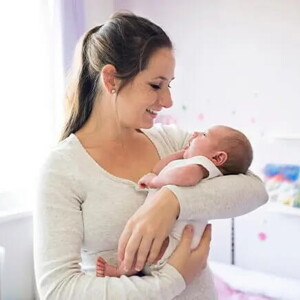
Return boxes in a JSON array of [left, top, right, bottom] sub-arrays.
[[75, 99, 140, 147]]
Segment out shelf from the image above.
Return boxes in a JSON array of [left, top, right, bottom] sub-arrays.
[[0, 209, 32, 224], [269, 134, 300, 140], [267, 203, 300, 216]]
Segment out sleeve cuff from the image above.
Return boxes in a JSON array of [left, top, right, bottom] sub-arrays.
[[185, 156, 223, 179], [159, 263, 186, 295]]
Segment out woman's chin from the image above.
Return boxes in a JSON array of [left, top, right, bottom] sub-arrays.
[[140, 120, 155, 129]]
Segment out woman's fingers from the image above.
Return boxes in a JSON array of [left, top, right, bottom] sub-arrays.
[[147, 236, 165, 264], [192, 224, 211, 269], [118, 226, 132, 263], [122, 233, 142, 271], [199, 224, 211, 244], [195, 224, 211, 255], [135, 237, 153, 271], [175, 225, 194, 254]]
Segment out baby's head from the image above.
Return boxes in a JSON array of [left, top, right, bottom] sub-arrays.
[[183, 125, 253, 175]]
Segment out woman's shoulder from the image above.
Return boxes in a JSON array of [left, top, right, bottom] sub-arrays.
[[144, 123, 192, 152], [41, 134, 82, 173]]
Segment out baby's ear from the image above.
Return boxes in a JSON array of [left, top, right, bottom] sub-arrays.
[[211, 151, 227, 166]]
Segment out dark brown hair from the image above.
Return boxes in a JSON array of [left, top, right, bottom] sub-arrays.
[[217, 126, 253, 175], [60, 12, 172, 140]]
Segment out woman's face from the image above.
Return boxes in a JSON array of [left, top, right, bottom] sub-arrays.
[[116, 47, 175, 129]]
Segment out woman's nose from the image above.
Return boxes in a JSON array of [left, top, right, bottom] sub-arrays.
[[159, 89, 173, 108]]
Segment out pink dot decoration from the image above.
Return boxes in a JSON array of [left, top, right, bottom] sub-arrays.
[[258, 232, 267, 241], [198, 113, 205, 121], [155, 114, 177, 125], [250, 117, 256, 124]]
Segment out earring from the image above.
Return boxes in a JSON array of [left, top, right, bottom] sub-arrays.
[[111, 89, 116, 94]]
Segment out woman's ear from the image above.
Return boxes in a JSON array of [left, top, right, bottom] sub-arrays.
[[211, 151, 228, 166], [101, 64, 118, 94]]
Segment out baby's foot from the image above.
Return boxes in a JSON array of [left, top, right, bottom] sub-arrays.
[[96, 256, 106, 277], [96, 256, 122, 277]]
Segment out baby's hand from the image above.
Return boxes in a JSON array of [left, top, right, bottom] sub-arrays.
[[138, 173, 157, 189]]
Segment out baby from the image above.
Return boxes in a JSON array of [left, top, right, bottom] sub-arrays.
[[96, 125, 253, 277]]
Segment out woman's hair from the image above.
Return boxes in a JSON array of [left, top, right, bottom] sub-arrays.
[[60, 12, 172, 140]]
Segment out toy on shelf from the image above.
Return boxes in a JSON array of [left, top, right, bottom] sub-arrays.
[[263, 164, 300, 208]]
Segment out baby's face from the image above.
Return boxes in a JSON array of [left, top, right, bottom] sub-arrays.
[[183, 126, 227, 159]]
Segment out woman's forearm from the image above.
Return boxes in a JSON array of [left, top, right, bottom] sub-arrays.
[[164, 170, 268, 220]]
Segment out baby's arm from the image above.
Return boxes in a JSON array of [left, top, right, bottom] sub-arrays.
[[138, 150, 185, 189], [149, 164, 208, 188], [139, 155, 221, 189], [152, 150, 185, 174]]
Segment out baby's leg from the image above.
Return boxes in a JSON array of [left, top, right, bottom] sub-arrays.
[[96, 239, 169, 277], [96, 257, 138, 277]]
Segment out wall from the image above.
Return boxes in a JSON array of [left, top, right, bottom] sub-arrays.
[[114, 0, 300, 169], [0, 214, 34, 300], [84, 0, 114, 29], [235, 205, 300, 280]]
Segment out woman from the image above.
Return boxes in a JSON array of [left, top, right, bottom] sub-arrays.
[[34, 12, 268, 299]]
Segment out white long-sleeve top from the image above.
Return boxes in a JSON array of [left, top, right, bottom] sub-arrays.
[[34, 124, 268, 300]]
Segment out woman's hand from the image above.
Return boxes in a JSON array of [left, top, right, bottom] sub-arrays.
[[168, 224, 211, 285], [118, 188, 180, 272]]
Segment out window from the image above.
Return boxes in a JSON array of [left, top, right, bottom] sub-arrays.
[[0, 1, 63, 199]]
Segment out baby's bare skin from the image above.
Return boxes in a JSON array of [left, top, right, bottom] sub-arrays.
[[96, 238, 169, 277]]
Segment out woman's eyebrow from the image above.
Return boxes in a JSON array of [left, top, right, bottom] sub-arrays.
[[152, 76, 175, 81]]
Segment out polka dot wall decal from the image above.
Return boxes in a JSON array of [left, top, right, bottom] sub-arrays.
[[155, 114, 177, 125], [231, 110, 236, 115], [182, 105, 187, 111], [198, 113, 205, 120], [250, 117, 256, 123], [258, 232, 267, 241]]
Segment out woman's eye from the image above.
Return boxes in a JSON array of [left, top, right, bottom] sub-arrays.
[[150, 84, 161, 90]]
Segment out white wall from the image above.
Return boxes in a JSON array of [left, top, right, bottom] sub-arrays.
[[235, 205, 300, 280], [84, 0, 114, 29], [114, 0, 300, 168], [0, 216, 34, 300]]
